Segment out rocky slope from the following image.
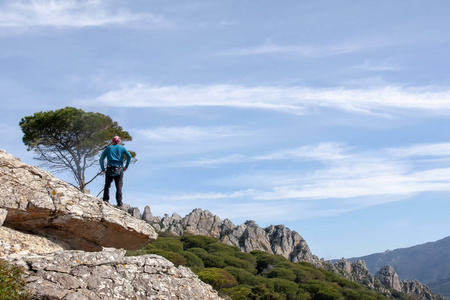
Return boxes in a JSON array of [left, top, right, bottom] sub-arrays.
[[5, 249, 222, 300], [0, 149, 157, 251]]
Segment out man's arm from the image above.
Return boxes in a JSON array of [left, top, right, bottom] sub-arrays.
[[99, 149, 107, 172], [124, 148, 132, 169]]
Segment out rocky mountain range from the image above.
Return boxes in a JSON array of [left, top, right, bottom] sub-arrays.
[[0, 148, 445, 300], [346, 236, 450, 298], [130, 205, 446, 300]]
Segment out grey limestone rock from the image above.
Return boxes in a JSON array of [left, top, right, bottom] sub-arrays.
[[149, 208, 323, 267], [0, 208, 6, 226], [375, 265, 446, 300], [0, 149, 157, 252], [6, 248, 223, 300], [376, 265, 403, 292], [334, 259, 381, 291], [142, 205, 153, 223]]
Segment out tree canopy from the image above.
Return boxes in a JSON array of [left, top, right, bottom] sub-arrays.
[[19, 107, 134, 192]]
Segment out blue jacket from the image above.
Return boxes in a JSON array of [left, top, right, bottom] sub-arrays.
[[99, 144, 132, 172]]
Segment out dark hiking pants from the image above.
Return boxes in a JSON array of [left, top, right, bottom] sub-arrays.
[[103, 171, 124, 206]]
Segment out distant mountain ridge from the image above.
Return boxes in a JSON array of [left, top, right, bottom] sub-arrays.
[[345, 236, 450, 298]]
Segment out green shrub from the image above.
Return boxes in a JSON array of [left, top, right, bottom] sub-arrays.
[[221, 285, 253, 300], [314, 288, 344, 300], [342, 288, 361, 300], [224, 267, 257, 285], [235, 252, 257, 266], [267, 267, 297, 281], [125, 249, 148, 256], [180, 235, 217, 250], [0, 259, 30, 300], [223, 255, 256, 274], [250, 284, 285, 300], [181, 251, 204, 269], [151, 237, 184, 253], [197, 268, 238, 290], [206, 242, 240, 255], [186, 247, 209, 260], [304, 280, 343, 300], [253, 252, 288, 274], [269, 278, 299, 300], [204, 254, 226, 268], [145, 249, 186, 266]]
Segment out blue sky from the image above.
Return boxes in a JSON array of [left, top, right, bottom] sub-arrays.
[[2, 0, 450, 260]]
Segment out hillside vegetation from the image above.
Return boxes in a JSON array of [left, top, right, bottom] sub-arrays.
[[127, 234, 406, 300]]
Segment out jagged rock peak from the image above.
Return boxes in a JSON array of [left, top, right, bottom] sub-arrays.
[[0, 149, 157, 252], [5, 248, 223, 300], [375, 265, 446, 300], [333, 258, 380, 291], [147, 207, 323, 267]]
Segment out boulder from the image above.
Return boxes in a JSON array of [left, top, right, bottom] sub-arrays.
[[0, 208, 6, 226], [6, 248, 223, 300], [0, 149, 157, 251]]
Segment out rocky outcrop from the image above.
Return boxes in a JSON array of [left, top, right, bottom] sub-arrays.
[[332, 259, 446, 300], [142, 208, 323, 267], [333, 259, 381, 290], [0, 149, 157, 251], [0, 226, 64, 256], [5, 248, 223, 300], [375, 265, 446, 300]]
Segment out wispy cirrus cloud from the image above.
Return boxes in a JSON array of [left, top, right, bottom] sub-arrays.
[[81, 83, 450, 115], [135, 126, 248, 143], [0, 0, 168, 31], [218, 38, 395, 57], [160, 142, 450, 213], [355, 60, 402, 72], [177, 143, 348, 167]]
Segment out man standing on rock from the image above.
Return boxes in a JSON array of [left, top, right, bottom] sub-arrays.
[[99, 135, 132, 207]]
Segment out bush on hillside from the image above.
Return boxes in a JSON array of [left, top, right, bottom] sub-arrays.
[[180, 235, 217, 250], [0, 259, 30, 300], [150, 237, 184, 253], [267, 267, 297, 281], [206, 242, 240, 255], [224, 266, 257, 285], [196, 268, 238, 290], [252, 251, 289, 274], [127, 235, 396, 300], [204, 254, 226, 268], [221, 285, 253, 300], [181, 251, 204, 269], [235, 251, 257, 265], [144, 249, 186, 266], [186, 247, 209, 260]]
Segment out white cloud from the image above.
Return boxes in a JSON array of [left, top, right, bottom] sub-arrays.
[[179, 142, 348, 167], [0, 0, 167, 31], [157, 142, 450, 213], [389, 142, 450, 158], [255, 143, 349, 161], [81, 83, 450, 115], [135, 126, 247, 143], [219, 39, 381, 57], [355, 59, 402, 72]]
